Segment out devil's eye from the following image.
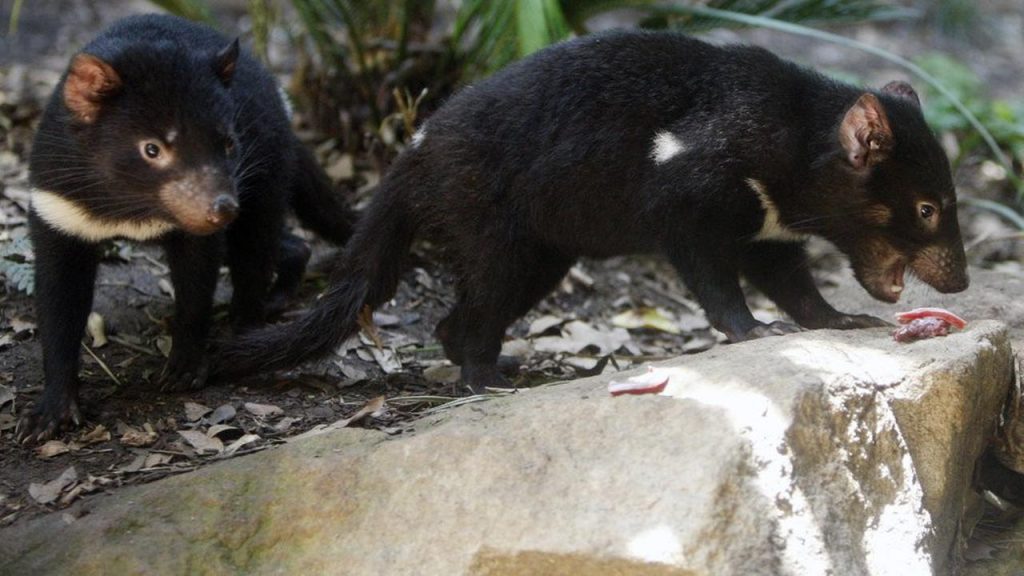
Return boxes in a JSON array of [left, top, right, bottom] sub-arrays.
[[142, 142, 162, 159], [919, 203, 936, 219], [224, 138, 235, 154]]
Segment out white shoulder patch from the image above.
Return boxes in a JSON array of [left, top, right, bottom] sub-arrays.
[[32, 189, 175, 242], [277, 85, 294, 120], [651, 131, 687, 164], [410, 126, 427, 149], [746, 179, 806, 243]]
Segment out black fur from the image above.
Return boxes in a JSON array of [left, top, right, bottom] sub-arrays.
[[20, 14, 356, 442], [216, 31, 968, 391]]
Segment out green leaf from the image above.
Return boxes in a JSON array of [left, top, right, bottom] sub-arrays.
[[515, 0, 571, 57], [145, 0, 214, 24]]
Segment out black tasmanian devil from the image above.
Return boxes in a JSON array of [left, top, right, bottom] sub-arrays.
[[20, 14, 356, 442], [215, 31, 969, 391]]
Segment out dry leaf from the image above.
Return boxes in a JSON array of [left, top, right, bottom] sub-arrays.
[[500, 338, 532, 359], [335, 362, 368, 383], [155, 336, 172, 358], [567, 265, 595, 287], [184, 401, 211, 422], [10, 317, 35, 334], [158, 278, 175, 297], [144, 453, 173, 468], [677, 312, 710, 332], [77, 424, 110, 446], [120, 423, 158, 447], [611, 308, 681, 335], [208, 404, 236, 424], [370, 347, 402, 374], [178, 430, 223, 454], [372, 311, 401, 327], [86, 312, 108, 348], [207, 424, 242, 440], [0, 384, 13, 408], [245, 402, 284, 418], [326, 152, 354, 181], [533, 321, 630, 356], [273, 416, 301, 432], [562, 356, 600, 371], [414, 267, 434, 290], [36, 440, 70, 459], [423, 364, 460, 384], [117, 453, 147, 473], [357, 306, 384, 348], [292, 396, 386, 441], [682, 334, 716, 353], [28, 466, 77, 505], [528, 315, 565, 337], [224, 434, 261, 455]]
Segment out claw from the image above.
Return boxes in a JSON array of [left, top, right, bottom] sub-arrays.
[[825, 314, 892, 330], [741, 321, 802, 341], [16, 396, 80, 445]]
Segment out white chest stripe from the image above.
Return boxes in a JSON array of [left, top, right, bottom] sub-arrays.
[[746, 179, 807, 243], [32, 189, 175, 242], [651, 131, 687, 164]]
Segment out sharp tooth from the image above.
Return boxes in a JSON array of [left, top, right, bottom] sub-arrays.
[[891, 285, 904, 293]]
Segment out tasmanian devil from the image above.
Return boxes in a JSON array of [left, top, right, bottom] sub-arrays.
[[19, 14, 356, 442], [215, 30, 969, 391]]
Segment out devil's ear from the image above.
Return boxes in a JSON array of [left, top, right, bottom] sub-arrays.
[[214, 38, 240, 86], [63, 54, 122, 123], [881, 80, 921, 108], [839, 93, 893, 170]]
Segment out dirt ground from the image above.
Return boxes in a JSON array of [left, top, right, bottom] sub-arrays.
[[2, 0, 1024, 569]]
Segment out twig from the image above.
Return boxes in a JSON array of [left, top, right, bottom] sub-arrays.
[[109, 335, 161, 357], [81, 342, 122, 388]]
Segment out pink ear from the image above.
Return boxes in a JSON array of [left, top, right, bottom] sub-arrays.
[[882, 80, 920, 107], [838, 93, 893, 170], [63, 54, 122, 123]]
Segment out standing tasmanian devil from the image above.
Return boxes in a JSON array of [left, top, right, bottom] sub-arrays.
[[19, 14, 356, 442], [215, 31, 969, 391]]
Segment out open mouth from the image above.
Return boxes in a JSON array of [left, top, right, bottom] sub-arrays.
[[888, 260, 906, 300]]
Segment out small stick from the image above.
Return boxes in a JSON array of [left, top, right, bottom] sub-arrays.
[[81, 342, 123, 387]]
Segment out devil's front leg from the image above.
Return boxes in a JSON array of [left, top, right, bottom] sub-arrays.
[[17, 215, 100, 443], [159, 232, 224, 391], [739, 240, 889, 329], [225, 190, 285, 332], [664, 226, 801, 342]]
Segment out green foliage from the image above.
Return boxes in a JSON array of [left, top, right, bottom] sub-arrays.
[[651, 0, 912, 33], [915, 53, 1024, 165], [7, 0, 24, 35], [144, 0, 214, 24], [0, 236, 34, 296]]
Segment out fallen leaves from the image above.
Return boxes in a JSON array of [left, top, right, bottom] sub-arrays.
[[120, 423, 158, 447], [28, 467, 77, 505], [178, 430, 223, 455], [532, 321, 631, 356], [245, 402, 284, 418], [184, 401, 211, 422], [86, 312, 107, 348], [611, 307, 681, 335], [293, 396, 387, 441]]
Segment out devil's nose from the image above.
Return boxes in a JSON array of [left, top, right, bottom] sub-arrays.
[[208, 194, 239, 226], [940, 272, 970, 294]]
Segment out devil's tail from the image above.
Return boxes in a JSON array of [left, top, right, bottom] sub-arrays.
[[214, 183, 414, 379], [288, 139, 357, 245]]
